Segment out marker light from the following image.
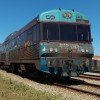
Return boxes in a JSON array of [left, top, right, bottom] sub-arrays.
[[54, 48, 58, 52], [42, 47, 47, 52]]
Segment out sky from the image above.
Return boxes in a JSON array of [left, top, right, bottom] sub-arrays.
[[0, 0, 100, 55]]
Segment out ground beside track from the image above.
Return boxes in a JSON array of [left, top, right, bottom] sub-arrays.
[[0, 70, 100, 100], [0, 70, 61, 100]]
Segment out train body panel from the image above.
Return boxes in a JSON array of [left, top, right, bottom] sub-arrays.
[[39, 42, 93, 76], [40, 58, 91, 76], [0, 9, 94, 77], [39, 9, 89, 23]]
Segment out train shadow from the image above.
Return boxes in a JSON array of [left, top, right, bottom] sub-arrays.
[[23, 73, 86, 86], [1, 69, 86, 86]]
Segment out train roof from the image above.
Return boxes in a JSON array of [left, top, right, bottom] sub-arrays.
[[39, 9, 89, 23], [3, 9, 89, 44], [3, 17, 38, 44]]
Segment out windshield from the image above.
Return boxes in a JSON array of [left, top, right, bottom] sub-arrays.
[[42, 23, 91, 42], [60, 24, 77, 41], [77, 25, 90, 42], [43, 23, 59, 40]]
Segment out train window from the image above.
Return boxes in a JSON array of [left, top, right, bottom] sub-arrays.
[[25, 27, 33, 45], [60, 24, 77, 41], [5, 43, 9, 51], [36, 24, 40, 41], [33, 24, 40, 42], [17, 32, 26, 47], [13, 38, 18, 48], [33, 26, 37, 41], [42, 23, 59, 40], [10, 40, 14, 49], [0, 45, 3, 52], [77, 25, 91, 42]]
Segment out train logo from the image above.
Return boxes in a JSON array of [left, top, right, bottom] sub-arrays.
[[63, 12, 72, 18], [46, 15, 55, 20]]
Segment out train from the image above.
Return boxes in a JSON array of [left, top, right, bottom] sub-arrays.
[[0, 9, 94, 78]]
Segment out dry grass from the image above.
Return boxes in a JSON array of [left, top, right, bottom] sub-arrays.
[[0, 74, 61, 100]]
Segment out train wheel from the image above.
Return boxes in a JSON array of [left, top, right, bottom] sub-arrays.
[[63, 76, 70, 81], [25, 64, 40, 79], [0, 64, 2, 69], [0, 64, 1, 69], [18, 64, 26, 77], [0, 63, 5, 69], [9, 64, 15, 73]]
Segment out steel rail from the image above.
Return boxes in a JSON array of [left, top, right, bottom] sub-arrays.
[[76, 75, 100, 81], [54, 83, 100, 97], [83, 73, 100, 78]]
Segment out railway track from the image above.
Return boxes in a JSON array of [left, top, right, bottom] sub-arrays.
[[54, 81, 100, 97], [83, 73, 100, 77], [76, 74, 100, 81]]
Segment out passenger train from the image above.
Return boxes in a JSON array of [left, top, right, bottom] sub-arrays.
[[0, 9, 94, 78]]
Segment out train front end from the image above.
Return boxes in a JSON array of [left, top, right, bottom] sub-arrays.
[[38, 9, 94, 77]]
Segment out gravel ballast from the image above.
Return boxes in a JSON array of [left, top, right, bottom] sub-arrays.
[[0, 70, 100, 100]]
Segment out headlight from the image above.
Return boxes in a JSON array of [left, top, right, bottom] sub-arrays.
[[86, 49, 89, 53], [54, 48, 58, 52], [49, 48, 53, 52], [81, 49, 85, 53]]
